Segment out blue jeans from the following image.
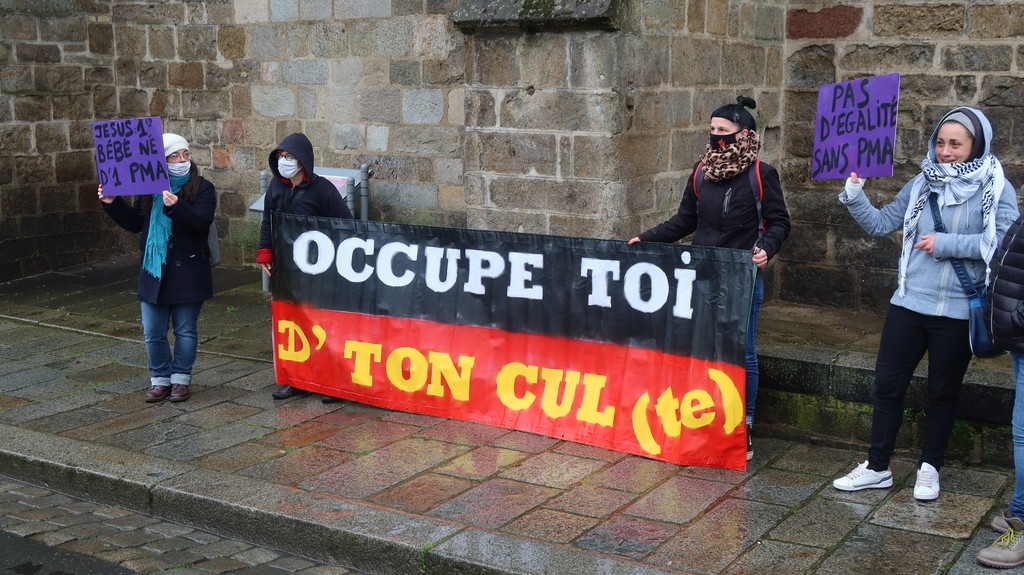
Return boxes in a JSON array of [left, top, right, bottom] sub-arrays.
[[1011, 351, 1024, 518], [746, 273, 764, 425], [140, 301, 203, 387]]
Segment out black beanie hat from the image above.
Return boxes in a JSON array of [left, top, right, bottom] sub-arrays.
[[711, 96, 757, 132]]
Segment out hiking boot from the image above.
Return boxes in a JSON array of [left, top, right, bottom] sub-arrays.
[[913, 462, 940, 501], [833, 460, 893, 491], [993, 511, 1013, 534], [978, 515, 1024, 568], [746, 424, 753, 461]]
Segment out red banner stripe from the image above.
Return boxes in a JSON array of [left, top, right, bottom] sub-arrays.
[[272, 301, 748, 469]]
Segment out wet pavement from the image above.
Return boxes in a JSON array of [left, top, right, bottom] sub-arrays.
[[1, 516, 136, 575], [0, 256, 1017, 574]]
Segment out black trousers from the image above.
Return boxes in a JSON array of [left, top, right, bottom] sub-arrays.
[[867, 304, 972, 472]]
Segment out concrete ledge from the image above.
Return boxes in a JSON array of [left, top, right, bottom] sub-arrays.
[[0, 423, 188, 512], [152, 468, 452, 574], [453, 0, 624, 31], [757, 337, 1015, 468]]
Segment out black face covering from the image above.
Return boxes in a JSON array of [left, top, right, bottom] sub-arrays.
[[710, 131, 739, 150]]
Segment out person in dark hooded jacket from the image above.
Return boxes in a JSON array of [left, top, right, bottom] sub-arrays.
[[978, 211, 1024, 568], [257, 132, 353, 400]]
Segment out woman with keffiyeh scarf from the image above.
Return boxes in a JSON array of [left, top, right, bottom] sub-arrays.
[[832, 107, 1019, 502], [99, 133, 217, 404], [628, 96, 792, 462]]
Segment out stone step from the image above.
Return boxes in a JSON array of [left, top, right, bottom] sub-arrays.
[[757, 302, 1014, 468]]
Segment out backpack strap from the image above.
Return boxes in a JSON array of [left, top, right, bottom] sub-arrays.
[[749, 159, 765, 239]]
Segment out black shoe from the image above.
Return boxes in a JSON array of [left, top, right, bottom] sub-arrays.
[[321, 395, 343, 404], [272, 385, 308, 400], [746, 424, 753, 461]]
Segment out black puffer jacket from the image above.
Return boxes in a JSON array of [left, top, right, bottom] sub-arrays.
[[986, 213, 1024, 352]]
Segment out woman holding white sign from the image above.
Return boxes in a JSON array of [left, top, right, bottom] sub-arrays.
[[98, 133, 217, 404], [833, 107, 1019, 501], [628, 96, 792, 461]]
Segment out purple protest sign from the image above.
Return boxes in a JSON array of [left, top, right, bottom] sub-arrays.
[[91, 116, 169, 196], [811, 73, 900, 180]]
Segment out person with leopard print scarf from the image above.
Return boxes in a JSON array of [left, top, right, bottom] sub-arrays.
[[628, 96, 791, 462]]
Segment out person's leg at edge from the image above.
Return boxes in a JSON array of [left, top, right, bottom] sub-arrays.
[[988, 352, 1024, 532], [1010, 351, 1024, 519], [743, 273, 764, 460], [976, 352, 1024, 566], [917, 314, 973, 472], [168, 301, 203, 401], [867, 305, 929, 472], [745, 273, 764, 424]]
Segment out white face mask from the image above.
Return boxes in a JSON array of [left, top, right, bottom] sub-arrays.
[[167, 161, 191, 177], [278, 158, 300, 178]]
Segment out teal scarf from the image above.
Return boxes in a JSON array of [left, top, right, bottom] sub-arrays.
[[142, 174, 189, 279]]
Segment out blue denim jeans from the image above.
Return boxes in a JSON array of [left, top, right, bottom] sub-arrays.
[[1010, 351, 1024, 519], [140, 301, 203, 387], [745, 273, 764, 425]]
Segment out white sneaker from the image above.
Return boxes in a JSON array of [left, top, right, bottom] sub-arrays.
[[833, 460, 893, 491], [914, 462, 940, 501]]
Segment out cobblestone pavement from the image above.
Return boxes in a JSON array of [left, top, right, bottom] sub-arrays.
[[1, 475, 357, 575]]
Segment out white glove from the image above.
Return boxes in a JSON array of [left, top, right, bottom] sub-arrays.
[[843, 176, 865, 202]]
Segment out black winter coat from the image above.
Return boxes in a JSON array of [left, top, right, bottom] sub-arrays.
[[102, 175, 216, 305], [638, 161, 791, 260], [986, 213, 1024, 352]]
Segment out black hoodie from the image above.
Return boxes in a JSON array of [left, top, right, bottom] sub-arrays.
[[258, 132, 354, 253]]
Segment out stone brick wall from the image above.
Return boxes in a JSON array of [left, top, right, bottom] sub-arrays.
[[460, 0, 787, 298], [0, 0, 468, 281], [0, 2, 119, 279], [1, 0, 1021, 317], [781, 1, 1024, 312]]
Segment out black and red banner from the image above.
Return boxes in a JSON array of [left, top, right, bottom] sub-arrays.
[[270, 213, 756, 469]]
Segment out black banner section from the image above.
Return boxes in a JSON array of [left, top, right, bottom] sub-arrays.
[[270, 213, 755, 362]]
